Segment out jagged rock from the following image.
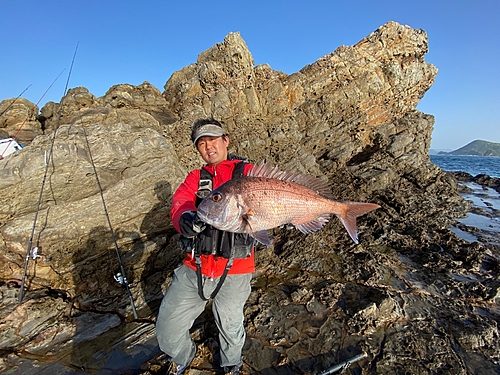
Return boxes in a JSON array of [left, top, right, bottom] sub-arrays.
[[39, 83, 178, 135], [39, 87, 98, 133], [0, 98, 42, 144], [0, 21, 499, 374], [100, 82, 178, 126]]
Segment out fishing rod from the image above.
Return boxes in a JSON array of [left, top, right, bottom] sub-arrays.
[[0, 84, 32, 117], [18, 44, 77, 303], [317, 352, 367, 375], [1, 72, 65, 160], [80, 125, 138, 320]]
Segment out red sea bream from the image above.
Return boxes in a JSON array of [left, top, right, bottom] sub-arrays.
[[197, 161, 380, 245]]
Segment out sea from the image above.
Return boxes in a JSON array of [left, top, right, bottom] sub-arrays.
[[430, 155, 500, 178], [430, 154, 500, 244]]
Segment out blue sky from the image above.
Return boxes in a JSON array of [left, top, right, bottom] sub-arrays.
[[1, 0, 498, 150]]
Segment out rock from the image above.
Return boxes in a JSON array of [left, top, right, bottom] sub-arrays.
[[472, 174, 500, 193], [0, 21, 499, 374], [0, 98, 42, 145], [38, 87, 98, 133]]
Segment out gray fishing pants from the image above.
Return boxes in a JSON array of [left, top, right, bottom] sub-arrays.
[[156, 264, 252, 367]]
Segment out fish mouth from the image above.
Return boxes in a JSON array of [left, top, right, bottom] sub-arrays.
[[197, 206, 233, 231], [197, 207, 208, 222]]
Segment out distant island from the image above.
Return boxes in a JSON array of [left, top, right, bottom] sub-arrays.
[[434, 140, 500, 156]]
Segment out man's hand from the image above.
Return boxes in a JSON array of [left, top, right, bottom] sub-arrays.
[[179, 211, 206, 237]]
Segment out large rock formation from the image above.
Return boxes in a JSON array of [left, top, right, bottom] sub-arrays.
[[0, 22, 499, 374]]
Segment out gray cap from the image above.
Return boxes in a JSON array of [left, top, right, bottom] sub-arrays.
[[191, 123, 225, 145]]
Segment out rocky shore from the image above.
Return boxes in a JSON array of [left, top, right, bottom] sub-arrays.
[[1, 22, 499, 374]]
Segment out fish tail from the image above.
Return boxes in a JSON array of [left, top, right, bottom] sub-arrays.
[[338, 202, 380, 244]]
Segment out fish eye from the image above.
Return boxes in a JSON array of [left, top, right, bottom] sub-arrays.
[[211, 193, 222, 202]]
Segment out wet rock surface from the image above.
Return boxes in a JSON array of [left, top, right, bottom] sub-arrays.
[[0, 22, 499, 374]]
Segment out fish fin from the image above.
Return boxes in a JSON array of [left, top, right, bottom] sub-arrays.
[[248, 161, 333, 198], [294, 214, 331, 234], [239, 202, 271, 245], [252, 230, 272, 246], [241, 210, 271, 245], [241, 210, 255, 231], [338, 202, 380, 244]]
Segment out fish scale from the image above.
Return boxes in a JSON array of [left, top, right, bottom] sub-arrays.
[[197, 161, 380, 245], [237, 177, 333, 225]]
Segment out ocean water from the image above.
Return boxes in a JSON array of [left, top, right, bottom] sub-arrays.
[[430, 155, 500, 243], [430, 155, 500, 178]]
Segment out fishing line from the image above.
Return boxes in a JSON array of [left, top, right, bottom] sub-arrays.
[[18, 43, 78, 303], [0, 83, 32, 117], [80, 124, 139, 319], [1, 71, 65, 159]]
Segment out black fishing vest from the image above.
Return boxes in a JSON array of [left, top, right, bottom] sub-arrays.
[[183, 157, 255, 300], [179, 157, 255, 260]]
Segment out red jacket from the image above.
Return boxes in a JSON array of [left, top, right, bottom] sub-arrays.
[[171, 159, 255, 277]]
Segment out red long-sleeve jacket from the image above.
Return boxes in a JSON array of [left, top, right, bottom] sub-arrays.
[[171, 159, 255, 278]]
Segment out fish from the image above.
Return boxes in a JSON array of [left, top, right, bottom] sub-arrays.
[[196, 161, 381, 246]]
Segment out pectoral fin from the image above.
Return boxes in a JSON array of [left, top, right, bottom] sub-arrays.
[[242, 209, 272, 245], [252, 230, 272, 246], [242, 209, 255, 219], [240, 209, 255, 232]]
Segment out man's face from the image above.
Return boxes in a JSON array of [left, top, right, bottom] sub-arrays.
[[196, 135, 229, 165]]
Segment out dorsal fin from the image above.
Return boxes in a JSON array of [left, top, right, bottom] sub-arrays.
[[248, 161, 333, 198]]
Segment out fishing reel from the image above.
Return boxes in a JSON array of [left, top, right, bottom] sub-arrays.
[[114, 272, 125, 285], [31, 246, 42, 260]]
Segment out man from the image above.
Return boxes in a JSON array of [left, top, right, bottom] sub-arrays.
[[156, 119, 255, 375]]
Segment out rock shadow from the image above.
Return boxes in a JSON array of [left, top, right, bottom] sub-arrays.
[[139, 180, 181, 317], [69, 225, 128, 373], [66, 179, 183, 373]]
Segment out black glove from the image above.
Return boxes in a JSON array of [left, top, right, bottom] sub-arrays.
[[179, 211, 206, 237]]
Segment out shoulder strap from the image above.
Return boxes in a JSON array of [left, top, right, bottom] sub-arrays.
[[195, 167, 213, 205], [195, 161, 246, 206], [231, 160, 246, 179], [196, 233, 236, 301]]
